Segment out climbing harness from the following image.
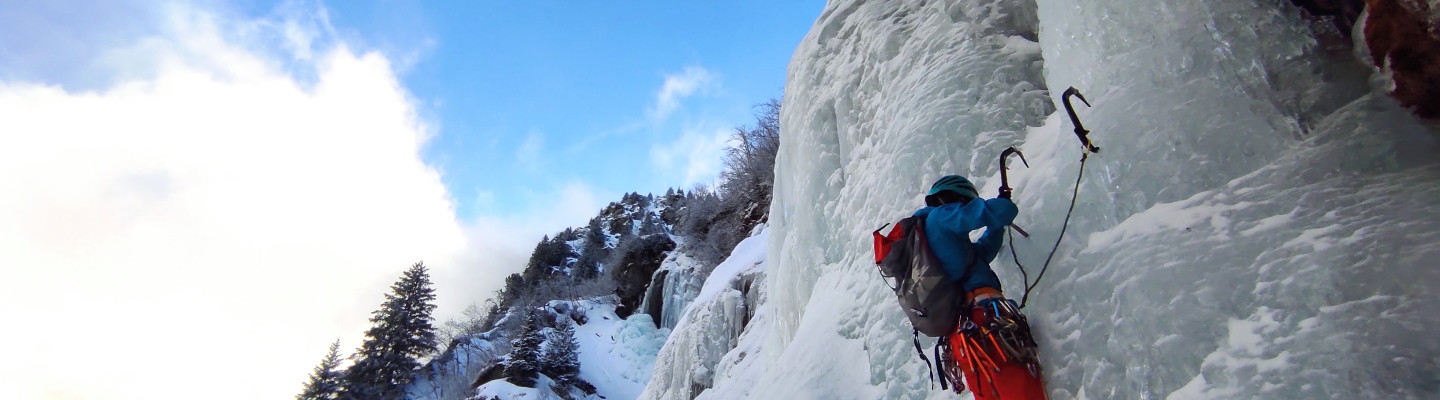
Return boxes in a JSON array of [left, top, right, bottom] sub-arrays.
[[943, 297, 1042, 396], [1007, 86, 1101, 309]]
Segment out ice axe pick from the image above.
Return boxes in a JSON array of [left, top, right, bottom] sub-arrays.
[[999, 146, 1031, 238]]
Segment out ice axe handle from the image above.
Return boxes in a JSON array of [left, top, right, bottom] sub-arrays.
[[1009, 223, 1030, 238]]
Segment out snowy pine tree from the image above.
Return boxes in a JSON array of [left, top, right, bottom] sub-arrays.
[[297, 340, 344, 400], [540, 318, 581, 385], [503, 312, 545, 387], [342, 262, 439, 400]]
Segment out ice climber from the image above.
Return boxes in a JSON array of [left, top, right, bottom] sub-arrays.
[[914, 175, 1047, 400], [871, 174, 1048, 399], [912, 174, 1016, 303]]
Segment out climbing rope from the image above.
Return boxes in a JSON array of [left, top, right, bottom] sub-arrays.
[[1010, 86, 1099, 309], [1012, 152, 1087, 309]]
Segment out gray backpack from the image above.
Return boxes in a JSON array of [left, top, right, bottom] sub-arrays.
[[872, 215, 974, 337], [874, 216, 977, 390]]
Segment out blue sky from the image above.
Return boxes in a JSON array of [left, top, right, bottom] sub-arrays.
[[1, 0, 823, 221], [326, 0, 823, 220], [0, 1, 820, 398]]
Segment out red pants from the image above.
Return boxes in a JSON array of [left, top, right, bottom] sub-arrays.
[[948, 302, 1047, 400]]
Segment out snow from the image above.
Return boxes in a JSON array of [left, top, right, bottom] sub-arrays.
[[644, 0, 1440, 399], [572, 298, 670, 400], [472, 379, 547, 400], [407, 298, 667, 400], [693, 227, 769, 308]]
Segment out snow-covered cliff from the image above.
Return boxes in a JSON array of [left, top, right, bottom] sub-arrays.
[[644, 0, 1440, 399], [641, 228, 770, 399]]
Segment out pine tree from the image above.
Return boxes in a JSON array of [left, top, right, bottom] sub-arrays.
[[342, 262, 439, 400], [297, 340, 344, 400], [504, 313, 544, 387], [541, 318, 582, 385]]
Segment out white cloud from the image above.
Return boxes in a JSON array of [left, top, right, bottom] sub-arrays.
[[648, 66, 717, 121], [650, 126, 732, 188], [0, 4, 467, 400]]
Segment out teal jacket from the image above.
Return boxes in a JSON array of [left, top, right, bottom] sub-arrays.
[[912, 197, 1018, 293]]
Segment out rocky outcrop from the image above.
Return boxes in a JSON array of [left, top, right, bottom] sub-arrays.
[[1291, 0, 1368, 36], [611, 234, 677, 318], [1362, 0, 1440, 119], [1291, 0, 1440, 119]]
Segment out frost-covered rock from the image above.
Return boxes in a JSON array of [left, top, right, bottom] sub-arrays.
[[415, 297, 670, 400], [640, 228, 769, 400], [639, 250, 712, 330], [407, 333, 506, 400]]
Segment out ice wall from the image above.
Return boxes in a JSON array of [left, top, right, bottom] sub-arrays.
[[640, 251, 712, 330], [640, 230, 770, 400], [765, 0, 1052, 398], [715, 0, 1440, 399], [1027, 1, 1440, 398]]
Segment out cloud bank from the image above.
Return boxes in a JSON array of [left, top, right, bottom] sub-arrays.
[[0, 4, 468, 400]]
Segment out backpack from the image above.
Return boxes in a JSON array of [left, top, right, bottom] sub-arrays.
[[872, 215, 974, 337], [873, 215, 977, 391]]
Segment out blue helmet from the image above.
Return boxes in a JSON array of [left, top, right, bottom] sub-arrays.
[[928, 175, 978, 203]]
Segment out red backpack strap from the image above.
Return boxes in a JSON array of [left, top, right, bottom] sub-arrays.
[[872, 223, 891, 264], [872, 219, 910, 264]]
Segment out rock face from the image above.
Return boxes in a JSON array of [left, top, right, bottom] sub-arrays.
[[611, 234, 677, 318], [640, 250, 721, 331], [1291, 0, 1368, 36], [1290, 0, 1440, 119], [1362, 0, 1440, 119]]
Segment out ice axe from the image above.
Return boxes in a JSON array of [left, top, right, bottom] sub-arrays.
[[1062, 87, 1101, 154], [998, 146, 1031, 238]]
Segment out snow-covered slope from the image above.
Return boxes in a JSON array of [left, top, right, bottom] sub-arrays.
[[646, 0, 1440, 399], [579, 305, 669, 400], [410, 298, 668, 400]]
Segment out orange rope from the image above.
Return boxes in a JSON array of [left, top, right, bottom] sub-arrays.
[[966, 335, 1001, 373], [968, 335, 1005, 398], [986, 333, 1009, 364], [959, 336, 993, 397]]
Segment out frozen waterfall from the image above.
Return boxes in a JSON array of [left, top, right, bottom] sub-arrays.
[[642, 0, 1440, 399]]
